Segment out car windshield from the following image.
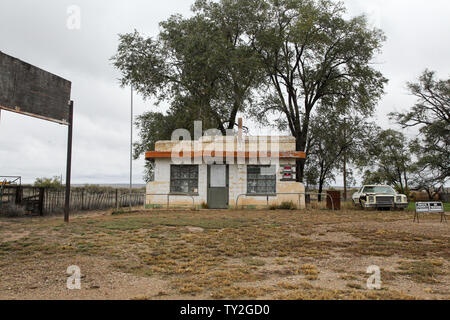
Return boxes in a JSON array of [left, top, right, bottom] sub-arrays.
[[363, 186, 395, 194]]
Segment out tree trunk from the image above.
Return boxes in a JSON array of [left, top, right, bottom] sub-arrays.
[[227, 102, 239, 130], [426, 188, 433, 200], [403, 170, 408, 191], [318, 180, 324, 202], [295, 135, 307, 183], [296, 159, 305, 183], [343, 157, 347, 201]]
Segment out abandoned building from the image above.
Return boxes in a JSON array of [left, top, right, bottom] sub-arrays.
[[145, 126, 307, 209]]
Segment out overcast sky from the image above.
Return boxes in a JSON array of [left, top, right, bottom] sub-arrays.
[[0, 0, 449, 185]]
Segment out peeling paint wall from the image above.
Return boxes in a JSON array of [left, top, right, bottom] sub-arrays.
[[229, 159, 305, 209], [146, 157, 305, 209], [154, 136, 296, 153], [146, 159, 208, 207]]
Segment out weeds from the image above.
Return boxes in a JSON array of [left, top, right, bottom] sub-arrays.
[[0, 208, 448, 300], [270, 201, 297, 210], [398, 260, 445, 283]]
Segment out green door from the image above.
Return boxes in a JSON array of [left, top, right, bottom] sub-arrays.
[[207, 164, 229, 209]]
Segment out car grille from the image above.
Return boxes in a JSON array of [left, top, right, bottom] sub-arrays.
[[376, 196, 394, 205]]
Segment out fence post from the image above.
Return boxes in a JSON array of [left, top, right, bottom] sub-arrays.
[[38, 188, 45, 216], [81, 190, 84, 210], [15, 186, 22, 205], [115, 189, 118, 210]]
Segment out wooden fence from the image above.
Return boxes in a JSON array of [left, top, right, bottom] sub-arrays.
[[1, 186, 144, 216], [43, 189, 145, 214]]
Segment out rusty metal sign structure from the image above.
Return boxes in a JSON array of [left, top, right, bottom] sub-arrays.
[[0, 51, 74, 222]]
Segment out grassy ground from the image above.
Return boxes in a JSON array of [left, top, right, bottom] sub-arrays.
[[0, 207, 448, 300]]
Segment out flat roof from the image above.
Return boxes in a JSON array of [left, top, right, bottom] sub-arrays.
[[145, 151, 306, 160]]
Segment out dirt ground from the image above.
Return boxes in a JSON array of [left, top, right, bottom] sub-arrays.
[[0, 208, 448, 300]]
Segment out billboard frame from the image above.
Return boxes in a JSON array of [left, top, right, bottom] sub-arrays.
[[0, 52, 74, 222]]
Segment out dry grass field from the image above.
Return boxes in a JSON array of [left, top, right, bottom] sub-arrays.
[[0, 208, 448, 300]]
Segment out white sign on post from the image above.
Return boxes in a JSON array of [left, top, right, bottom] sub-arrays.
[[414, 202, 446, 223], [415, 202, 430, 213], [429, 202, 444, 213]]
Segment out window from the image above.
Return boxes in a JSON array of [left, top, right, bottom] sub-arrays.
[[363, 186, 395, 194], [247, 165, 276, 195], [170, 165, 199, 194]]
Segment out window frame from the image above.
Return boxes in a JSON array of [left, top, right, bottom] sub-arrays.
[[246, 165, 277, 195], [170, 165, 199, 195]]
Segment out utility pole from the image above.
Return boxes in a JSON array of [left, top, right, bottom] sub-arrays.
[[129, 86, 133, 210], [343, 118, 347, 202]]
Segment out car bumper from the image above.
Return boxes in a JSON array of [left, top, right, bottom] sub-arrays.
[[364, 203, 394, 208], [363, 203, 408, 209]]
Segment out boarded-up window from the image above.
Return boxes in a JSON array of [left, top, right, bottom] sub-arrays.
[[170, 165, 199, 194], [247, 165, 276, 195]]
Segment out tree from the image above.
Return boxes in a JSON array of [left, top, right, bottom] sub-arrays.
[[112, 1, 265, 181], [389, 70, 449, 197], [306, 108, 378, 197], [133, 98, 218, 182], [34, 176, 62, 189], [243, 0, 387, 182], [112, 2, 264, 135], [408, 141, 445, 200], [359, 129, 412, 195]]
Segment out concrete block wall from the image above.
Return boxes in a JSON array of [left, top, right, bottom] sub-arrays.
[[146, 158, 306, 209], [229, 159, 305, 209], [146, 159, 208, 207]]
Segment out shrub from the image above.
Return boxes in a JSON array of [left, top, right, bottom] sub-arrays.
[[200, 202, 209, 209], [270, 201, 297, 210], [0, 203, 26, 217]]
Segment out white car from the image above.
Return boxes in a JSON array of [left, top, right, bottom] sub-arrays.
[[352, 185, 408, 210]]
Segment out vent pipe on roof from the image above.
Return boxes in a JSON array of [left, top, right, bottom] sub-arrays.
[[238, 118, 243, 141]]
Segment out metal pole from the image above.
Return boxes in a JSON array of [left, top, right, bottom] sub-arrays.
[[64, 101, 74, 223], [129, 86, 133, 210], [343, 118, 347, 202]]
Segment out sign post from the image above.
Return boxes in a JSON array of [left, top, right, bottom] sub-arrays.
[[414, 202, 446, 223], [64, 101, 74, 222]]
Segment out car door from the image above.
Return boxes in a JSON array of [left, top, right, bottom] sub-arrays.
[[353, 187, 362, 202]]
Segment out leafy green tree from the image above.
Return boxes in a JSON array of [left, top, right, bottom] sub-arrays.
[[133, 100, 218, 182], [112, 1, 265, 181], [34, 176, 62, 189], [389, 70, 449, 198], [112, 3, 264, 135], [112, 0, 388, 184], [243, 0, 387, 182], [359, 129, 412, 195], [306, 108, 378, 197]]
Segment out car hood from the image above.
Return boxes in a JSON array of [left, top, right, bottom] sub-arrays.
[[366, 193, 395, 196]]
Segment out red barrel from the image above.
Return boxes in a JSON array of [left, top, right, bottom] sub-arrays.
[[327, 191, 341, 210]]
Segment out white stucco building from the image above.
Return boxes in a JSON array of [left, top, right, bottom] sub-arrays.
[[145, 134, 306, 210]]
